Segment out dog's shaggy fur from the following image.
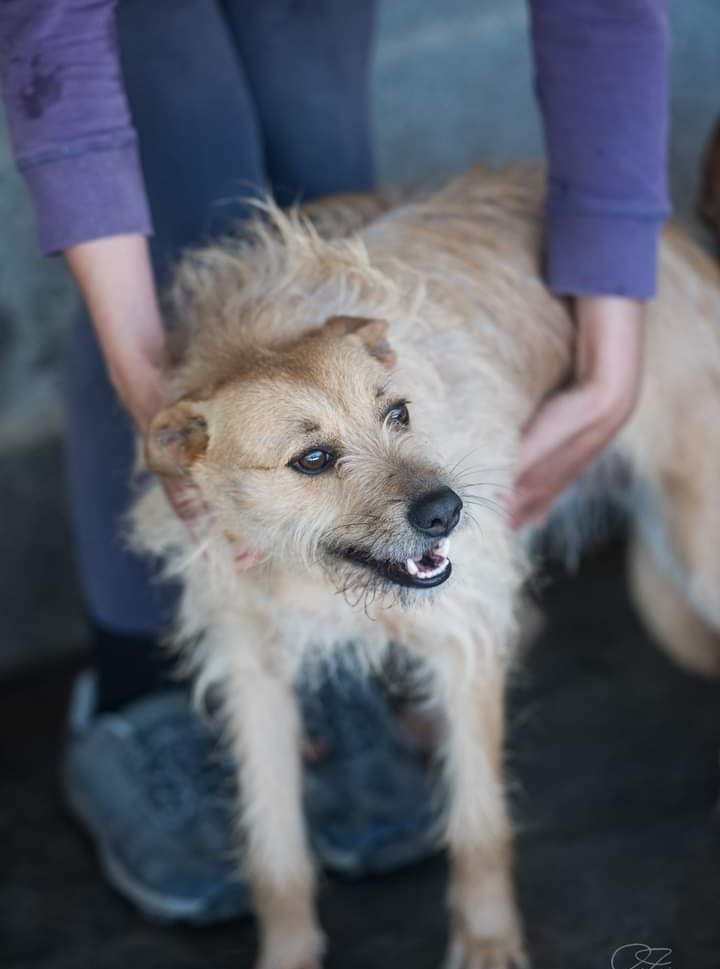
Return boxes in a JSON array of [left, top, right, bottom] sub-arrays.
[[130, 165, 720, 969]]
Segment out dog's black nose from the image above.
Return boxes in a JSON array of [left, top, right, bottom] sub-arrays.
[[408, 486, 463, 537]]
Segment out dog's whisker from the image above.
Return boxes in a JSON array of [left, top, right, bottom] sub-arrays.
[[462, 493, 507, 509], [447, 448, 505, 476], [454, 478, 513, 491], [451, 457, 513, 479], [462, 509, 484, 535], [452, 478, 513, 497], [335, 515, 382, 526], [461, 496, 507, 518]]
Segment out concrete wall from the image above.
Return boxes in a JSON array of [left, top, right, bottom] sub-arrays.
[[1, 0, 718, 673]]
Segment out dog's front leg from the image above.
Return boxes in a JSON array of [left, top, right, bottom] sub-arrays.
[[224, 665, 323, 969], [434, 652, 526, 969]]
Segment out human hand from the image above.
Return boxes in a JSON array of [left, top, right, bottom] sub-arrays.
[[509, 296, 645, 529], [65, 235, 205, 533], [112, 351, 211, 537]]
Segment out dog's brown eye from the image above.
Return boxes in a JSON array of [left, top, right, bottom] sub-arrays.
[[385, 401, 409, 427], [291, 448, 336, 475]]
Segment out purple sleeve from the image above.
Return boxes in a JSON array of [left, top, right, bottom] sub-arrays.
[[0, 0, 151, 255], [529, 0, 670, 299]]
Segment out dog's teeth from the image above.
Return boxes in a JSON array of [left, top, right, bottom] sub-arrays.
[[406, 558, 419, 576]]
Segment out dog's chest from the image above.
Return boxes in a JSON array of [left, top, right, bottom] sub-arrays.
[[261, 569, 392, 658]]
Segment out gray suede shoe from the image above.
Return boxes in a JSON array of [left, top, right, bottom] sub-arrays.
[[62, 673, 250, 925]]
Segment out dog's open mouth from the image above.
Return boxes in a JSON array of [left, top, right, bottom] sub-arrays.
[[340, 537, 452, 589]]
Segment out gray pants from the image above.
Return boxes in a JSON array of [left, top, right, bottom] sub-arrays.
[[65, 0, 376, 643]]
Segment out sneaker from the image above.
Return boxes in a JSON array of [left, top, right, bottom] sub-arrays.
[[63, 673, 250, 925]]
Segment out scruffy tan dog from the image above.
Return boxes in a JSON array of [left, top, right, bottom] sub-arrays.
[[130, 165, 720, 969]]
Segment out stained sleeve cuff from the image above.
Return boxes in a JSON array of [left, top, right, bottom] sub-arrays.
[[20, 141, 152, 256], [544, 209, 664, 301]]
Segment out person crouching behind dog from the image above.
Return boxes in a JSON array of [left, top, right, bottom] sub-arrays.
[[0, 0, 668, 924]]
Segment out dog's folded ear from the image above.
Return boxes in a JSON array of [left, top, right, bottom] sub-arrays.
[[324, 315, 397, 369], [145, 399, 209, 478]]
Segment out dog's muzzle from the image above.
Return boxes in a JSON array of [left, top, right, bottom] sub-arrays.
[[337, 486, 462, 590]]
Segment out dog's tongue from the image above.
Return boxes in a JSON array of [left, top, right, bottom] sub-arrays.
[[405, 538, 450, 578]]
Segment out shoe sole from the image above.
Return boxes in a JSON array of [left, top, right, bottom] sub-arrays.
[[64, 785, 251, 926], [312, 811, 446, 878]]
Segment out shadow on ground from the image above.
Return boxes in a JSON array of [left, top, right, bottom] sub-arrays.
[[2, 543, 720, 969]]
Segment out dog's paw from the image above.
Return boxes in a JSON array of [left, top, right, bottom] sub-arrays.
[[254, 930, 325, 969], [255, 956, 322, 969], [441, 929, 529, 969]]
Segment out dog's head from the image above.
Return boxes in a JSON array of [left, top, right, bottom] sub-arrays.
[[146, 315, 463, 600]]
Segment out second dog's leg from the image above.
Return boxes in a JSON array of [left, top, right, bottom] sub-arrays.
[[628, 531, 720, 676], [224, 667, 323, 969], [434, 653, 526, 969]]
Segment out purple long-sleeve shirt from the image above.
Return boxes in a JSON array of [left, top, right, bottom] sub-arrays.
[[0, 0, 669, 298]]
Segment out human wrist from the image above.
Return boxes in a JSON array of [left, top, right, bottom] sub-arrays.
[[573, 296, 645, 424], [109, 353, 166, 432], [65, 234, 167, 429]]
